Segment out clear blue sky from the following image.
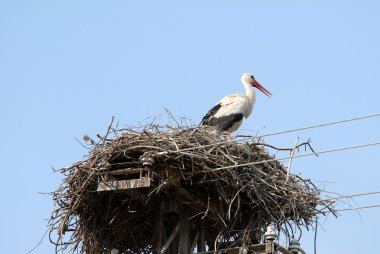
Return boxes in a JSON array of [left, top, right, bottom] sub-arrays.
[[1, 1, 380, 253]]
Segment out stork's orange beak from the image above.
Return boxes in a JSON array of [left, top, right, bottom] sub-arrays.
[[252, 80, 272, 97]]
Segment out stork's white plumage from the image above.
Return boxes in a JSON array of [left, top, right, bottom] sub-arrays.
[[201, 73, 272, 132]]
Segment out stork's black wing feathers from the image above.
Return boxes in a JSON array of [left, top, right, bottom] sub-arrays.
[[201, 103, 244, 131], [200, 103, 222, 125], [206, 113, 244, 131]]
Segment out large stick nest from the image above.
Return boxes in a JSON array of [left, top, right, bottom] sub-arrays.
[[50, 120, 335, 253]]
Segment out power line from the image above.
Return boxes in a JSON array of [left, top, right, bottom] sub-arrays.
[[206, 141, 380, 172], [257, 112, 380, 138], [322, 191, 380, 201], [170, 112, 380, 154], [336, 204, 380, 212]]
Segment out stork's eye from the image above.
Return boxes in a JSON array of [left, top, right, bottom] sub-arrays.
[[251, 75, 255, 80]]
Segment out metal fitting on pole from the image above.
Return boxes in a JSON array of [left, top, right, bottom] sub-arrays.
[[264, 225, 278, 242], [288, 239, 307, 254]]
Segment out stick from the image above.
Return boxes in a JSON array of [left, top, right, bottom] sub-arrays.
[[287, 136, 299, 181]]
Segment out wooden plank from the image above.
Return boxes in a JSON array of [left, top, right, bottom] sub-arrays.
[[153, 204, 163, 254], [194, 243, 293, 254], [189, 231, 199, 254], [196, 249, 245, 253], [265, 242, 275, 253], [179, 206, 191, 254], [197, 220, 205, 252], [161, 226, 171, 254], [276, 246, 293, 254], [96, 168, 148, 176], [168, 213, 180, 254], [97, 177, 150, 191], [161, 222, 180, 254], [163, 199, 178, 213], [177, 188, 218, 218]]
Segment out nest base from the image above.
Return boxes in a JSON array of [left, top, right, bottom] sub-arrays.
[[50, 123, 334, 254]]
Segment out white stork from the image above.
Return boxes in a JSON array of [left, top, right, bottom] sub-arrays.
[[201, 73, 272, 132]]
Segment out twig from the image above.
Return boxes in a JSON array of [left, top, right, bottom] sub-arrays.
[[287, 136, 299, 180]]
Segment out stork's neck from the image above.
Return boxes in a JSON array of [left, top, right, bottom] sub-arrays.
[[242, 79, 256, 118], [242, 79, 256, 102]]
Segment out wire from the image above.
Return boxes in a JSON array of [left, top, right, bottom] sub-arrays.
[[336, 204, 380, 212], [322, 191, 380, 201], [257, 112, 380, 138], [207, 141, 380, 172], [172, 112, 380, 154], [314, 217, 317, 254]]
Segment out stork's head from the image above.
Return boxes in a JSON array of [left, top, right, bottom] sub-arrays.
[[241, 73, 272, 97]]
